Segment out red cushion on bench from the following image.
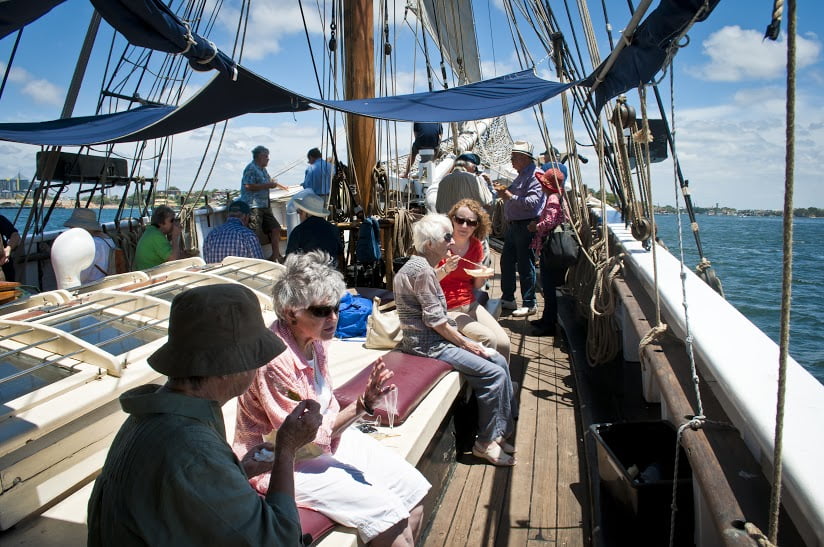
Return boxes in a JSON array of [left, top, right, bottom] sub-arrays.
[[299, 507, 336, 545], [333, 351, 453, 426]]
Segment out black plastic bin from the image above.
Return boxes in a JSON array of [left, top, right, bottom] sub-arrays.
[[590, 421, 694, 545]]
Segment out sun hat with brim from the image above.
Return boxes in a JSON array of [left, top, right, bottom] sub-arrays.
[[63, 208, 101, 231], [537, 168, 565, 193], [292, 191, 330, 218], [148, 284, 286, 377], [511, 140, 534, 158]]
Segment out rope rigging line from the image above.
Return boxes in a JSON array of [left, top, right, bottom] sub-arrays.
[[767, 0, 794, 541]]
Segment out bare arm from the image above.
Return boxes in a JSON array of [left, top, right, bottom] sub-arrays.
[[0, 232, 20, 265], [266, 400, 322, 499], [432, 320, 487, 357], [332, 357, 394, 436]]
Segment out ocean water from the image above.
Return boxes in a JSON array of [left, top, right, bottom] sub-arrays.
[[1, 207, 129, 233], [654, 214, 824, 385], [2, 207, 822, 383]]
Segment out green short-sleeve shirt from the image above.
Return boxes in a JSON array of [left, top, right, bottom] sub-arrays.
[[134, 225, 172, 270]]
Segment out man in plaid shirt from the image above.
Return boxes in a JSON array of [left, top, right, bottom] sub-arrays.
[[202, 200, 265, 264]]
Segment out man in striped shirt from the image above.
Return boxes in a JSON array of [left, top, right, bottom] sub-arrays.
[[202, 200, 264, 264]]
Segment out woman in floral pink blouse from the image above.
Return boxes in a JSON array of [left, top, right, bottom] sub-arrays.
[[527, 168, 566, 336], [233, 250, 430, 545]]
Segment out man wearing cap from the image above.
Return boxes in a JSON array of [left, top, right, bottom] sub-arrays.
[[302, 148, 332, 197], [240, 145, 287, 262], [62, 208, 118, 284], [134, 205, 184, 270], [87, 284, 323, 546], [495, 141, 546, 317], [202, 200, 264, 263], [539, 148, 570, 186], [285, 190, 342, 266], [434, 155, 493, 214]]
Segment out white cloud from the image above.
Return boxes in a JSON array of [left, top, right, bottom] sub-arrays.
[[21, 79, 63, 106], [0, 64, 64, 106], [687, 26, 821, 82]]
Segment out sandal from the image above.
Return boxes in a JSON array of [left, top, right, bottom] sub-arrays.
[[472, 441, 516, 467], [499, 440, 517, 454]]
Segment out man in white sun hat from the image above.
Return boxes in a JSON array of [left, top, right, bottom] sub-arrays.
[[495, 140, 546, 318], [285, 190, 343, 266]]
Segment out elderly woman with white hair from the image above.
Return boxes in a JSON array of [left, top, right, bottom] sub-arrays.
[[234, 250, 430, 546], [393, 214, 517, 466]]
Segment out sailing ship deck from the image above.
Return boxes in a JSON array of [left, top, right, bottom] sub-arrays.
[[424, 265, 588, 546], [426, 321, 586, 545]]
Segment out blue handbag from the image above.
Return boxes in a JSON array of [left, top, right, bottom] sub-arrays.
[[334, 292, 373, 338]]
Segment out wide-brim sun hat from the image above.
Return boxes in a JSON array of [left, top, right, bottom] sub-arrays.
[[63, 208, 102, 231], [148, 284, 286, 377], [537, 168, 565, 192], [292, 190, 330, 217], [511, 140, 534, 158]]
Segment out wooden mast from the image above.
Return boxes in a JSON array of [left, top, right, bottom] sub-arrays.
[[343, 0, 376, 215]]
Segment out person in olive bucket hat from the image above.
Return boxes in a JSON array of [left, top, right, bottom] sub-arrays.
[[88, 284, 322, 546]]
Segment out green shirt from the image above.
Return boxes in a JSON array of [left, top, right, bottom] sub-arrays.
[[134, 225, 172, 270], [87, 385, 302, 546]]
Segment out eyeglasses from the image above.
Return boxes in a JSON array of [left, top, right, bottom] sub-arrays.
[[307, 302, 340, 318], [453, 216, 479, 227], [443, 232, 453, 242]]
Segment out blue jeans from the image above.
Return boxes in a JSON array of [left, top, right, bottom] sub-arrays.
[[501, 220, 537, 307], [539, 259, 558, 326], [434, 345, 516, 443]]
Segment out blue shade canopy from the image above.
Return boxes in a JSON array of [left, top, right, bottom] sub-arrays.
[[0, 0, 65, 40], [314, 70, 575, 122], [582, 0, 720, 113], [0, 68, 573, 146]]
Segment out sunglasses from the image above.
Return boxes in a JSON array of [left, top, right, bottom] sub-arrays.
[[453, 215, 479, 227], [307, 302, 340, 318], [443, 232, 453, 242]]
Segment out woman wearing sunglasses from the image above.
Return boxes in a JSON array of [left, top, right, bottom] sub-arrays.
[[394, 214, 517, 466], [527, 168, 566, 336], [436, 199, 510, 363], [233, 250, 430, 545]]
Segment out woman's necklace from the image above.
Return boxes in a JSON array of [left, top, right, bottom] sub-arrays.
[[452, 238, 471, 257]]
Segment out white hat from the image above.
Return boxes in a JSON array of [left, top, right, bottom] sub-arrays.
[[292, 190, 330, 218], [511, 140, 534, 158]]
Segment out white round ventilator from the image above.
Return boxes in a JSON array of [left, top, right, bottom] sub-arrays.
[[51, 228, 96, 289]]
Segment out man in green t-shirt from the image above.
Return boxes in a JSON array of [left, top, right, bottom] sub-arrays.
[[134, 205, 183, 270]]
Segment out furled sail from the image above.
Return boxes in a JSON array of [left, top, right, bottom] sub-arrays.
[[0, 68, 573, 146], [582, 0, 721, 113], [0, 0, 236, 78], [415, 0, 482, 86]]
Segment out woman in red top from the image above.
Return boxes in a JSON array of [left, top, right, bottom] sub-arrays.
[[437, 199, 511, 363]]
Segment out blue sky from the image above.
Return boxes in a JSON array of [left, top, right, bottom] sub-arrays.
[[0, 0, 822, 210]]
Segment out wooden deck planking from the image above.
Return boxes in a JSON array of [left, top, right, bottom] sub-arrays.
[[425, 261, 588, 547]]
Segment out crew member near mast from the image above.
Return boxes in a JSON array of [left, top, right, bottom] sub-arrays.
[[240, 145, 286, 262], [302, 147, 332, 197], [496, 141, 545, 318], [403, 122, 443, 178]]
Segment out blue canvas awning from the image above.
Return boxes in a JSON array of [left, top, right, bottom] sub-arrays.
[[582, 0, 720, 113], [0, 68, 574, 146], [1, 0, 236, 78]]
